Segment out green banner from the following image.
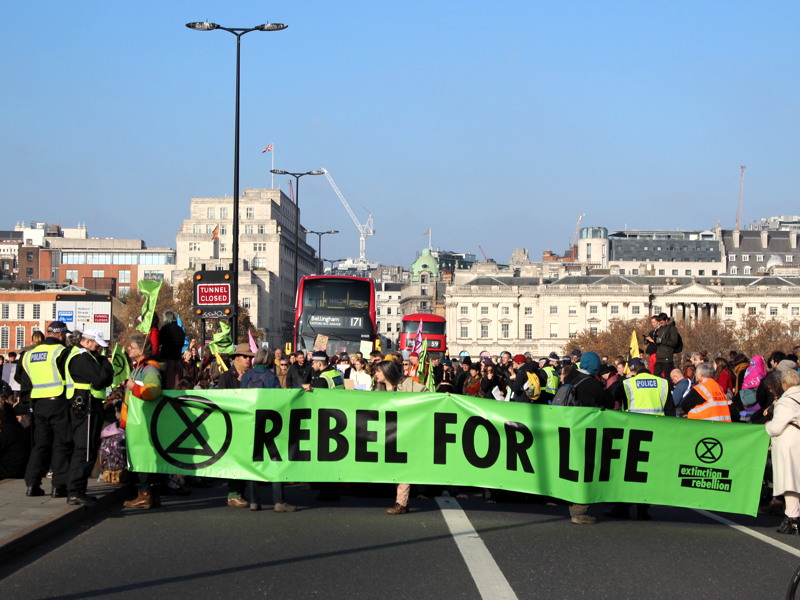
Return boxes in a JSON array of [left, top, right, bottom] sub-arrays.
[[126, 389, 769, 516]]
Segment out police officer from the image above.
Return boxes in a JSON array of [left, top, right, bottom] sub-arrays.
[[19, 321, 72, 498], [303, 351, 345, 390], [540, 356, 561, 403], [64, 328, 114, 506]]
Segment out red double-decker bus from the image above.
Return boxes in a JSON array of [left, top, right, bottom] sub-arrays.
[[293, 275, 377, 355], [399, 313, 447, 355]]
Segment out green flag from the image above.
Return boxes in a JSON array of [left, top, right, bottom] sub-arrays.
[[135, 279, 163, 334], [207, 320, 234, 355], [111, 343, 130, 388]]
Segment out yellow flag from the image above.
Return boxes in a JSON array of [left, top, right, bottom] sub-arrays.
[[629, 330, 640, 359], [214, 351, 229, 373]]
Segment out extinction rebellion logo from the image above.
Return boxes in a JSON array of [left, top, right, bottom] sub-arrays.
[[150, 395, 233, 470], [677, 437, 731, 493]]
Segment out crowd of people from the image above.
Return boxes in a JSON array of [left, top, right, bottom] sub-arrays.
[[3, 310, 800, 531]]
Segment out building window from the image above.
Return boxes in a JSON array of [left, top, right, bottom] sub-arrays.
[[253, 243, 267, 251], [748, 306, 757, 315], [119, 286, 131, 297], [420, 274, 428, 284], [386, 323, 392, 332], [658, 269, 665, 275], [242, 297, 251, 308], [770, 306, 778, 316], [698, 270, 705, 276], [590, 326, 598, 335], [589, 305, 597, 314], [741, 254, 749, 262], [569, 306, 577, 316], [460, 325, 468, 338], [220, 207, 229, 219], [610, 305, 619, 314], [786, 255, 793, 263], [550, 323, 558, 338], [480, 324, 489, 338], [524, 324, 532, 339], [188, 242, 200, 252], [632, 306, 640, 315], [729, 254, 736, 261], [27, 251, 34, 261], [244, 225, 253, 235], [685, 270, 691, 276], [672, 270, 679, 276], [26, 268, 34, 277], [220, 224, 228, 235], [524, 307, 533, 316], [460, 306, 468, 314], [480, 306, 489, 315], [252, 257, 267, 268], [743, 266, 751, 275], [632, 269, 639, 275], [501, 323, 509, 338], [33, 304, 41, 319], [119, 270, 131, 284], [16, 326, 25, 349], [791, 307, 799, 316], [246, 208, 255, 219], [550, 306, 558, 315], [756, 255, 764, 262], [65, 269, 78, 282], [730, 266, 738, 275], [258, 224, 265, 235], [387, 307, 392, 315], [725, 306, 733, 315], [0, 326, 8, 349], [376, 307, 381, 316], [502, 306, 509, 315], [220, 244, 227, 253], [206, 224, 214, 234], [52, 304, 57, 319], [17, 304, 24, 319], [207, 207, 215, 219], [1, 304, 8, 319], [92, 270, 105, 278], [193, 225, 202, 234], [143, 271, 164, 281]]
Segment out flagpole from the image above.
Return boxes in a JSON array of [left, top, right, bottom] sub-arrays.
[[428, 228, 432, 250], [271, 146, 275, 189]]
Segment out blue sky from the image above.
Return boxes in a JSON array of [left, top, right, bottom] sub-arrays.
[[3, 2, 799, 266]]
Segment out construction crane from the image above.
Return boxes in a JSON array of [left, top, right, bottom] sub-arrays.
[[572, 213, 585, 248], [322, 168, 375, 265]]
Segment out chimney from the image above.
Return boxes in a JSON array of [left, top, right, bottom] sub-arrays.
[[761, 230, 769, 249], [733, 230, 740, 248], [791, 232, 798, 250]]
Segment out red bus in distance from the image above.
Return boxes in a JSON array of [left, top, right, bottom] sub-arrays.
[[399, 313, 447, 356]]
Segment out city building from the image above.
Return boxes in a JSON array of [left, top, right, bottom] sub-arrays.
[[174, 188, 316, 348], [375, 281, 403, 350]]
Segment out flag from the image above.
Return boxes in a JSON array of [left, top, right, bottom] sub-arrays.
[[207, 320, 234, 355], [411, 320, 424, 356], [111, 343, 130, 389], [629, 330, 641, 359], [422, 228, 431, 236], [262, 144, 273, 153], [211, 224, 219, 240], [135, 279, 163, 334], [248, 329, 258, 354], [417, 339, 428, 380], [214, 351, 229, 373]]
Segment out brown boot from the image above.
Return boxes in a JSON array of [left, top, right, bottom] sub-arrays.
[[386, 503, 409, 515], [123, 488, 153, 509]]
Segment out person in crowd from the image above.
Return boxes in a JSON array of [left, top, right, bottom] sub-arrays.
[[216, 343, 255, 508], [679, 362, 732, 421], [506, 354, 540, 403], [643, 316, 659, 374], [239, 348, 294, 513], [714, 357, 735, 395], [670, 368, 693, 411], [348, 357, 373, 390], [436, 359, 455, 393], [454, 357, 471, 395], [740, 355, 767, 408], [122, 333, 164, 509], [540, 356, 560, 403], [287, 351, 312, 389], [303, 352, 345, 391], [0, 397, 30, 478], [63, 329, 114, 506], [480, 363, 505, 400], [158, 310, 185, 390], [182, 349, 200, 387], [600, 363, 625, 409], [430, 354, 444, 389], [462, 363, 483, 397], [275, 356, 290, 388], [372, 360, 428, 515], [18, 321, 72, 498], [652, 312, 680, 378], [766, 369, 800, 534], [769, 351, 788, 371]]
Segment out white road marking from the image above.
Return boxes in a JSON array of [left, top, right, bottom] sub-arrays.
[[435, 494, 518, 600], [693, 508, 800, 558]]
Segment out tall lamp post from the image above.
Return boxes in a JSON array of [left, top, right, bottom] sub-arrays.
[[186, 20, 287, 345], [271, 169, 324, 293], [303, 229, 339, 273]]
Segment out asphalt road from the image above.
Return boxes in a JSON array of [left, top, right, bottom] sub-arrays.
[[1, 483, 799, 600]]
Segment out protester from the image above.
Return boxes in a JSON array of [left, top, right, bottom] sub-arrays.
[[765, 369, 800, 534], [679, 362, 732, 421]]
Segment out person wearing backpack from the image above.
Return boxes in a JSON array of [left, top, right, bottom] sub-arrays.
[[552, 351, 613, 524], [507, 354, 545, 403], [653, 313, 680, 379]]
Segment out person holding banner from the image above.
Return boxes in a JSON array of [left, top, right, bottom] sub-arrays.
[[122, 333, 164, 510], [373, 360, 429, 515], [765, 369, 800, 534]]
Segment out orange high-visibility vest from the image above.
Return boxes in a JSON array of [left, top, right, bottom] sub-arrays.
[[688, 378, 732, 422]]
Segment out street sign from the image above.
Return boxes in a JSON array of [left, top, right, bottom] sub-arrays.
[[192, 270, 234, 320], [55, 294, 113, 341]]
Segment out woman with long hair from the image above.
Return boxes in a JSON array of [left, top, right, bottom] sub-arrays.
[[372, 360, 428, 515]]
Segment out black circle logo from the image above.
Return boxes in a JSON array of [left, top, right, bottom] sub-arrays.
[[151, 395, 233, 470], [695, 437, 723, 464]]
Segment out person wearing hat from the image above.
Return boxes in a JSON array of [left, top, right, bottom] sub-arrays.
[[302, 351, 344, 391], [61, 328, 114, 506], [19, 321, 73, 498], [405, 352, 421, 383]]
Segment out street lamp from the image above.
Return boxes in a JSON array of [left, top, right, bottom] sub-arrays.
[[186, 20, 287, 345], [270, 169, 324, 292], [322, 258, 346, 273], [303, 229, 339, 273]]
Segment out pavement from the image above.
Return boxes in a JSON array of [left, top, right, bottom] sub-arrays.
[[0, 477, 128, 562]]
